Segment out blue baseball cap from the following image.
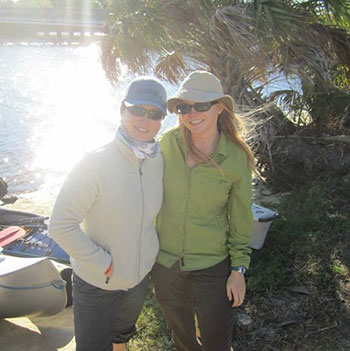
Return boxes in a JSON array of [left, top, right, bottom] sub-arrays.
[[123, 76, 167, 113]]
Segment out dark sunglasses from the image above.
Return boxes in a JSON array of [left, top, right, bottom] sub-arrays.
[[125, 105, 165, 121], [175, 101, 218, 115]]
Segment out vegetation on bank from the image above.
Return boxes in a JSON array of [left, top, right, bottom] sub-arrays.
[[128, 177, 350, 351], [249, 177, 350, 294], [240, 176, 350, 350], [101, 0, 350, 191], [3, 1, 350, 192]]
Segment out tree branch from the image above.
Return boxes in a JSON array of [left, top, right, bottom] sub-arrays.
[[272, 135, 350, 143]]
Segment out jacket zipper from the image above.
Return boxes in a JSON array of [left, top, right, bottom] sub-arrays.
[[181, 160, 192, 268], [137, 159, 145, 280]]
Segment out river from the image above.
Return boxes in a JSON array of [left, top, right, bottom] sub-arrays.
[[0, 42, 297, 202], [0, 43, 178, 197]]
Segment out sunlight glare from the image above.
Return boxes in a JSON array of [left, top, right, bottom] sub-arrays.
[[30, 44, 123, 175]]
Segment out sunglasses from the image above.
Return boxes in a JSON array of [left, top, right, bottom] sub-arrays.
[[125, 105, 165, 121], [175, 101, 218, 115]]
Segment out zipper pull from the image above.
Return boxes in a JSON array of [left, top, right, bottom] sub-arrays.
[[180, 257, 185, 267], [138, 159, 144, 175]]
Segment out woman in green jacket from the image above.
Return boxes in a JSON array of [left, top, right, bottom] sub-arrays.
[[152, 71, 255, 351]]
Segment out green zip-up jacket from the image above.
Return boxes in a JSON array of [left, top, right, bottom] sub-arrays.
[[156, 128, 253, 270]]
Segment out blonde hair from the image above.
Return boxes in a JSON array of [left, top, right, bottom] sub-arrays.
[[179, 99, 255, 170]]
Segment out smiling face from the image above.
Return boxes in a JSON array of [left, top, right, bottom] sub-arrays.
[[179, 99, 224, 137], [121, 104, 163, 142]]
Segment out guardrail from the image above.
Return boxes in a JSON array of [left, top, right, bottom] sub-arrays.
[[0, 7, 109, 42], [0, 7, 107, 27]]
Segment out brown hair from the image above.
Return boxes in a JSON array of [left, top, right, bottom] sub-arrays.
[[179, 99, 255, 170]]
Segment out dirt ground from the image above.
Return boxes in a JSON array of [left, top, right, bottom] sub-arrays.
[[0, 308, 75, 351]]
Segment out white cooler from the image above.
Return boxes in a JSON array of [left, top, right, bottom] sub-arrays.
[[249, 203, 279, 249]]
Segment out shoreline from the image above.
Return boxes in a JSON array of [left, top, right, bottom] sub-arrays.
[[2, 187, 58, 217], [3, 178, 283, 216]]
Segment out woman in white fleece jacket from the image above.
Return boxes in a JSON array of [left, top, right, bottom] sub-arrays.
[[49, 76, 167, 351]]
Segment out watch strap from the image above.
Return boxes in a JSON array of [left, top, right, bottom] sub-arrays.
[[231, 266, 246, 275]]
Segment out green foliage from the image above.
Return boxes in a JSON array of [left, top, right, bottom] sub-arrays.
[[333, 65, 350, 91], [303, 85, 350, 129], [103, 0, 350, 132], [248, 177, 350, 293], [298, 0, 350, 21]]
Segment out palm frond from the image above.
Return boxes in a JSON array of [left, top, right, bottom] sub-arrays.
[[297, 0, 350, 21], [154, 51, 189, 84]]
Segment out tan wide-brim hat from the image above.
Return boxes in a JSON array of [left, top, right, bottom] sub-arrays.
[[167, 70, 234, 113]]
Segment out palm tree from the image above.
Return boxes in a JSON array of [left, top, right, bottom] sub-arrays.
[[101, 0, 350, 189]]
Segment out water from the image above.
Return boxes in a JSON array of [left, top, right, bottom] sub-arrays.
[[0, 43, 178, 196], [0, 43, 297, 198]]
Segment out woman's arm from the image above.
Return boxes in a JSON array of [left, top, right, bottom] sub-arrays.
[[49, 155, 111, 274], [227, 161, 253, 268], [226, 157, 254, 306]]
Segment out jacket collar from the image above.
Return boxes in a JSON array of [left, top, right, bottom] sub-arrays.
[[175, 128, 228, 163], [113, 131, 139, 163]]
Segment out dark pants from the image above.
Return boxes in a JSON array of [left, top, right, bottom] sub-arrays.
[[72, 273, 149, 351], [151, 258, 235, 351]]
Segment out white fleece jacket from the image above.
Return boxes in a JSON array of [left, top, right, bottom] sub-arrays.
[[49, 133, 163, 290]]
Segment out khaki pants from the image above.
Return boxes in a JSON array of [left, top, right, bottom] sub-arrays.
[[151, 257, 235, 351]]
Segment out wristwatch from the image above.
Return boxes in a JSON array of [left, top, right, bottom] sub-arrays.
[[231, 266, 246, 275]]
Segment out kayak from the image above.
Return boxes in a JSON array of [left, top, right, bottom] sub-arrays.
[[0, 253, 67, 318], [0, 207, 69, 263], [0, 207, 73, 306]]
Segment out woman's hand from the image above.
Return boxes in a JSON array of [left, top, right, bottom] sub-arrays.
[[226, 271, 246, 307]]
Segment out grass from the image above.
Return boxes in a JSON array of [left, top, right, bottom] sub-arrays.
[[248, 176, 350, 294], [129, 285, 172, 351], [129, 176, 350, 350]]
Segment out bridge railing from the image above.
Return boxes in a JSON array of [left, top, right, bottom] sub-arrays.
[[0, 7, 107, 26]]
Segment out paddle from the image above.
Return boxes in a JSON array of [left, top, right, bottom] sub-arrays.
[[0, 226, 26, 247]]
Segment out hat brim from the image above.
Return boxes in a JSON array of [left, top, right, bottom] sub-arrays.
[[124, 97, 166, 114], [167, 88, 234, 113]]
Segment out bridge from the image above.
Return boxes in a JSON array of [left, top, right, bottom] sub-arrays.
[[0, 7, 109, 42]]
